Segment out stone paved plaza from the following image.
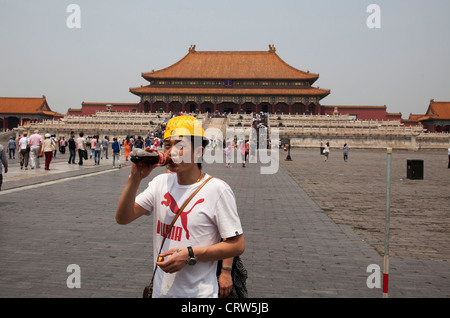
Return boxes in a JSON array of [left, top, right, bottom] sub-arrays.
[[0, 148, 449, 297], [282, 148, 450, 262]]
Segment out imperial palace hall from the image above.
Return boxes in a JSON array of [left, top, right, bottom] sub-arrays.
[[129, 45, 331, 115], [67, 45, 412, 122]]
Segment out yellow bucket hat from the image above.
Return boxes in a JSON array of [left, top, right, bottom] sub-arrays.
[[163, 115, 205, 140]]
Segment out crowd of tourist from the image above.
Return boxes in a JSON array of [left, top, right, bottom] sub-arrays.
[[252, 112, 268, 129], [0, 129, 168, 191]]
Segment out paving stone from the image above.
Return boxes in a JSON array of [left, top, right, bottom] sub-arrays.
[[0, 149, 448, 297]]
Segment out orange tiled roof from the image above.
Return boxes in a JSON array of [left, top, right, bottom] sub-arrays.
[[142, 47, 320, 82], [43, 110, 64, 117], [0, 96, 52, 114], [405, 114, 425, 122], [424, 100, 450, 120], [417, 116, 430, 121], [130, 85, 330, 97]]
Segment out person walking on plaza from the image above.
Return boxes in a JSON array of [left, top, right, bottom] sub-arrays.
[[0, 143, 8, 191], [77, 132, 87, 166], [102, 136, 109, 159], [86, 136, 91, 158], [111, 137, 121, 168], [239, 141, 246, 167], [68, 131, 77, 164], [145, 136, 151, 148], [124, 136, 131, 161], [323, 142, 330, 162], [42, 133, 56, 170], [7, 137, 16, 159], [245, 140, 249, 163], [343, 143, 349, 162], [116, 115, 244, 298], [90, 136, 96, 159], [94, 135, 102, 165], [29, 130, 42, 169], [59, 136, 67, 154], [249, 139, 256, 162], [135, 136, 144, 149], [18, 131, 30, 170], [51, 134, 57, 158], [225, 142, 232, 168]]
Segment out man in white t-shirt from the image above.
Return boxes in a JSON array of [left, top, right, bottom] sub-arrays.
[[116, 116, 245, 298], [76, 132, 86, 166]]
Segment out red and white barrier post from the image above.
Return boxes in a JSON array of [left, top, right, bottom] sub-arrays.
[[383, 148, 392, 298]]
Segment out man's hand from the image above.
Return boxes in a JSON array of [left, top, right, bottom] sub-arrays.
[[130, 161, 153, 181], [156, 248, 189, 274], [129, 147, 160, 181], [115, 146, 160, 225], [218, 270, 232, 298]]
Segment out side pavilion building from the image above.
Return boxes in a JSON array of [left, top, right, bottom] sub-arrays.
[[130, 45, 330, 115], [417, 99, 450, 133], [0, 96, 63, 131]]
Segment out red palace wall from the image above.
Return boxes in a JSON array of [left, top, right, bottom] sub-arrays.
[[67, 103, 139, 116], [321, 106, 400, 121]]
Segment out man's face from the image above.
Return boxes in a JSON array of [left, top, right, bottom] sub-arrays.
[[163, 136, 197, 173]]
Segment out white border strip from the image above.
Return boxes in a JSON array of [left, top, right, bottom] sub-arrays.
[[0, 168, 126, 195]]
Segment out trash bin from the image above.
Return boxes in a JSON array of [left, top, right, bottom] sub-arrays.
[[407, 159, 424, 180]]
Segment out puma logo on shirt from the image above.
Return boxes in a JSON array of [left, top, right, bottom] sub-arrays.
[[160, 192, 205, 240]]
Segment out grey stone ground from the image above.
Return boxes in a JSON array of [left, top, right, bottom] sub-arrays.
[[282, 148, 450, 262], [0, 147, 448, 297]]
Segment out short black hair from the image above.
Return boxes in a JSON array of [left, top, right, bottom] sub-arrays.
[[190, 136, 209, 170]]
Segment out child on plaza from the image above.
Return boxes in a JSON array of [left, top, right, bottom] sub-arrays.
[[343, 143, 349, 162]]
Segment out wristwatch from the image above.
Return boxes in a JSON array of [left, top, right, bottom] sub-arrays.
[[186, 246, 197, 265]]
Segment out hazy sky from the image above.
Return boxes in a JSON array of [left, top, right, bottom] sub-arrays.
[[1, 0, 449, 118]]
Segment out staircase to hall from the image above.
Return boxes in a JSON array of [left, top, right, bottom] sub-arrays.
[[203, 117, 228, 140]]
